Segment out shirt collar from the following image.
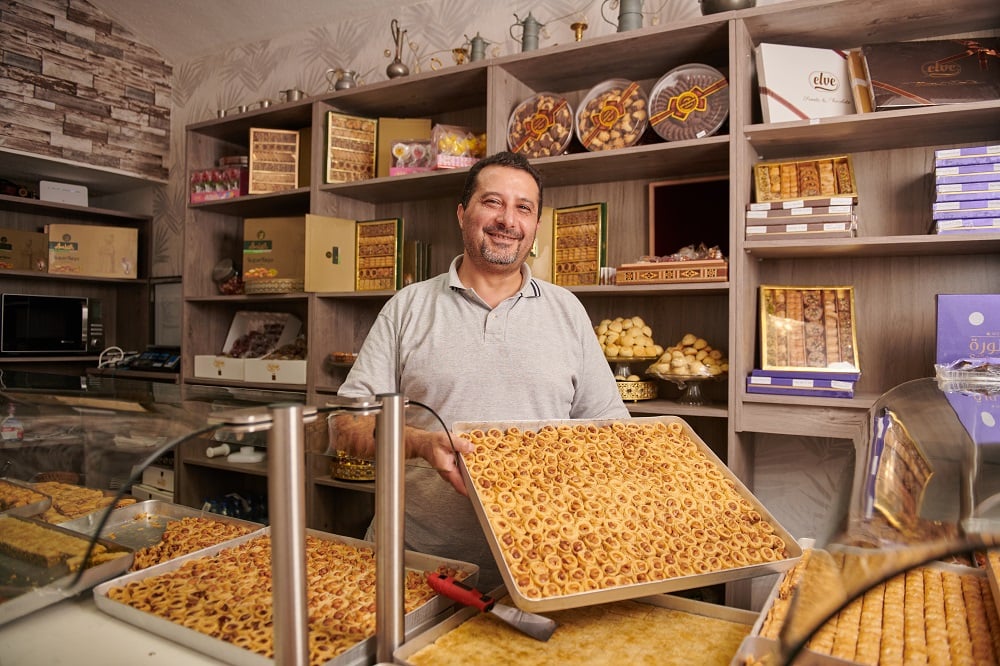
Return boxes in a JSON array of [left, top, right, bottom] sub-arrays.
[[447, 255, 540, 298]]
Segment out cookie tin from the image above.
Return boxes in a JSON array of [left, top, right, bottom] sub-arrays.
[[507, 92, 574, 158], [648, 63, 729, 142], [574, 78, 649, 152]]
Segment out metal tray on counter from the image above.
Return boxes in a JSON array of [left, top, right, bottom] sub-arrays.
[[455, 416, 803, 613], [0, 478, 51, 518], [59, 499, 264, 552], [94, 528, 478, 666], [0, 515, 133, 626], [395, 591, 759, 665]]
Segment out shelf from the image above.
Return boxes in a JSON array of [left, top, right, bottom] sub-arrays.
[[185, 293, 311, 304], [318, 65, 489, 117], [737, 392, 879, 439], [626, 399, 729, 419], [570, 281, 729, 297], [745, 101, 1000, 159], [319, 170, 468, 204], [183, 377, 306, 395], [0, 193, 152, 221], [745, 233, 1000, 258], [181, 453, 268, 476], [188, 188, 310, 217], [186, 100, 314, 141], [0, 268, 149, 284], [0, 148, 165, 195], [313, 475, 375, 493]]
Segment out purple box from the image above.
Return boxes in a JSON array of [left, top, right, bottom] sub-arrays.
[[935, 145, 1000, 160], [936, 163, 1000, 185], [747, 373, 855, 389], [749, 367, 861, 382], [935, 180, 1000, 202], [935, 294, 1000, 366], [863, 40, 1000, 110], [932, 199, 1000, 220], [745, 377, 854, 399], [944, 391, 1000, 447]]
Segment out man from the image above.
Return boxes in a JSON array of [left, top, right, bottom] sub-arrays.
[[335, 151, 627, 588]]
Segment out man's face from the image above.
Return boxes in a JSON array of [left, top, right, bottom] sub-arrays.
[[457, 165, 540, 273]]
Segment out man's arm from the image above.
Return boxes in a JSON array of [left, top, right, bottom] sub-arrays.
[[329, 413, 473, 496]]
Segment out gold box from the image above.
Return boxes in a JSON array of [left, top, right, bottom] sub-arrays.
[[616, 259, 728, 285], [753, 155, 857, 203], [304, 216, 403, 292], [47, 223, 138, 279], [355, 218, 402, 291], [325, 111, 377, 184], [759, 285, 860, 374], [552, 202, 607, 287], [248, 127, 300, 194]]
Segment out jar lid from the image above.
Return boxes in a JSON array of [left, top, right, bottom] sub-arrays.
[[212, 258, 237, 282], [648, 63, 729, 142]]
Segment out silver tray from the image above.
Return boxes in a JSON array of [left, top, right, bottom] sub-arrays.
[[454, 416, 802, 613], [395, 591, 758, 665], [59, 499, 264, 553], [94, 528, 478, 666], [0, 515, 134, 626], [0, 477, 51, 518]]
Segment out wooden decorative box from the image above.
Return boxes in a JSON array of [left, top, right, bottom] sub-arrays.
[[616, 259, 728, 285], [552, 202, 607, 287], [325, 112, 377, 184], [248, 127, 300, 194], [753, 155, 857, 204]]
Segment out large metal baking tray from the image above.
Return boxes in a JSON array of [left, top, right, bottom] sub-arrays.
[[59, 499, 264, 554], [0, 478, 51, 518], [0, 515, 133, 626], [455, 416, 802, 613], [733, 543, 986, 666], [94, 528, 479, 666], [395, 591, 758, 665]]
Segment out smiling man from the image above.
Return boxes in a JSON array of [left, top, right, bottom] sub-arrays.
[[335, 151, 627, 589]]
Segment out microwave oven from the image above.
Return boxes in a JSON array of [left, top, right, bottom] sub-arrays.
[[0, 293, 103, 355]]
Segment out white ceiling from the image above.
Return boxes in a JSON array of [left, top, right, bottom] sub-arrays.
[[88, 0, 426, 63]]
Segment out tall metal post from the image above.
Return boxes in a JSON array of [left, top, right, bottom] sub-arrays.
[[375, 393, 406, 662], [269, 403, 310, 666]]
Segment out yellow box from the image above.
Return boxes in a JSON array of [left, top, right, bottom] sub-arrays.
[[242, 216, 306, 289], [753, 155, 858, 204], [47, 223, 138, 279], [552, 202, 607, 288], [0, 227, 48, 271], [377, 117, 432, 178]]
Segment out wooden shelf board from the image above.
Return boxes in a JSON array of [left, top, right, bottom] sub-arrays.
[[745, 233, 1000, 259]]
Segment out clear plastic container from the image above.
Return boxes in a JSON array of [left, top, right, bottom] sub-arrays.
[[574, 78, 649, 152], [648, 63, 729, 142], [507, 92, 574, 158]]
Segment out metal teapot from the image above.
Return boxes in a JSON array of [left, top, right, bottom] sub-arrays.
[[510, 12, 544, 52], [325, 68, 359, 91], [602, 0, 643, 32]]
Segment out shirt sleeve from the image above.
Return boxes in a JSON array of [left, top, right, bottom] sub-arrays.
[[569, 302, 631, 420], [337, 308, 399, 399]]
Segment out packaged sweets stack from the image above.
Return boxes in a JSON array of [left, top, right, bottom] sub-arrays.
[[931, 144, 1000, 235]]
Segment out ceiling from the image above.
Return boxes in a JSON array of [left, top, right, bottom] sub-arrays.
[[87, 0, 426, 63]]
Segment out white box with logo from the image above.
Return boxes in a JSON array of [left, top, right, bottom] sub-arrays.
[[755, 43, 856, 123]]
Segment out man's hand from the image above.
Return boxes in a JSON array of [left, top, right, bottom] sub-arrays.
[[415, 431, 474, 496]]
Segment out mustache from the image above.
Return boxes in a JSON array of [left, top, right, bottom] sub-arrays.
[[483, 225, 523, 241]]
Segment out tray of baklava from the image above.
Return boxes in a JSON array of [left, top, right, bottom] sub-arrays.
[[60, 499, 263, 571], [0, 478, 51, 518], [94, 527, 479, 666], [0, 513, 133, 626], [397, 591, 757, 666], [454, 416, 802, 613], [732, 545, 1000, 665]]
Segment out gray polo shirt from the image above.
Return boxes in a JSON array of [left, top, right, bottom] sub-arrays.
[[339, 256, 628, 588]]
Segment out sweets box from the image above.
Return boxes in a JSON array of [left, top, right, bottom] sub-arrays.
[[745, 375, 855, 398], [615, 258, 728, 285], [242, 216, 306, 290], [935, 145, 1000, 170], [935, 293, 1000, 367], [304, 215, 403, 292], [935, 180, 1000, 202], [0, 227, 47, 271], [552, 203, 607, 287], [193, 311, 301, 381], [325, 111, 377, 184], [759, 285, 861, 377], [933, 218, 1000, 234], [931, 198, 1000, 220], [248, 127, 300, 194], [862, 38, 1000, 110], [753, 156, 857, 203], [745, 220, 856, 239], [47, 223, 138, 279], [755, 43, 854, 123], [189, 165, 248, 203]]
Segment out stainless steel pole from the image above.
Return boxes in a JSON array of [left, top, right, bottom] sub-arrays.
[[375, 393, 406, 662], [269, 403, 309, 666]]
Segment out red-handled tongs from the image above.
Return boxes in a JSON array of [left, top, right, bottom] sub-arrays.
[[426, 572, 558, 641]]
